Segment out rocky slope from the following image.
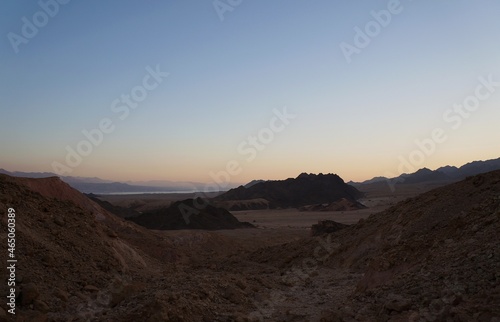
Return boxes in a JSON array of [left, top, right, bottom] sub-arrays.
[[0, 175, 314, 321], [247, 170, 500, 321], [0, 175, 166, 321], [0, 175, 258, 321], [334, 171, 500, 321]]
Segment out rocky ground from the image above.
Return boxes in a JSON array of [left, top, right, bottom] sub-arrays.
[[0, 171, 499, 321]]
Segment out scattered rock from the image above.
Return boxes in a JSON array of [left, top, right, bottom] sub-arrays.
[[19, 283, 40, 306], [107, 229, 118, 238], [75, 292, 90, 302], [221, 285, 244, 304], [41, 254, 55, 267], [311, 220, 348, 236], [54, 216, 65, 227], [20, 311, 48, 322], [0, 307, 7, 322], [34, 300, 50, 313], [53, 288, 69, 302], [384, 294, 411, 313], [83, 285, 99, 292], [234, 279, 247, 291]]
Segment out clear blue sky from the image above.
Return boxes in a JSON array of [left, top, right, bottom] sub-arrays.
[[1, 0, 499, 184]]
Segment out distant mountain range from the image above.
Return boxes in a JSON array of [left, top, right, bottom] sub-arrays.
[[352, 157, 500, 186], [215, 172, 363, 210], [2, 156, 499, 194], [0, 169, 229, 194]]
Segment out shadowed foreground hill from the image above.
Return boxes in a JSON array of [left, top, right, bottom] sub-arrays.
[[0, 175, 256, 321], [0, 174, 169, 320], [248, 170, 500, 320], [128, 198, 255, 230], [215, 172, 364, 210]]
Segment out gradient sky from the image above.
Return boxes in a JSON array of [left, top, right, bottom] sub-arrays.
[[1, 0, 499, 184]]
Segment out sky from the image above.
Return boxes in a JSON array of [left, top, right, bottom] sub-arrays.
[[1, 0, 499, 185]]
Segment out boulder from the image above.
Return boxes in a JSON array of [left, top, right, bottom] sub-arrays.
[[311, 220, 349, 236]]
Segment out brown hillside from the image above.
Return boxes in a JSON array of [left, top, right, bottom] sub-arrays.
[[0, 174, 177, 320], [246, 170, 500, 321], [1, 171, 499, 321], [0, 175, 264, 321], [2, 174, 326, 321]]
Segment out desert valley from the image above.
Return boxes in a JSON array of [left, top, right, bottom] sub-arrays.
[[2, 2, 500, 321], [1, 158, 499, 321]]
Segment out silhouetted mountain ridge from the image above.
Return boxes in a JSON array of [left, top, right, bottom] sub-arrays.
[[215, 173, 363, 210], [356, 157, 500, 185]]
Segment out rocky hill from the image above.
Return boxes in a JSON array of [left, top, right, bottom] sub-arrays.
[[215, 173, 364, 210], [331, 170, 500, 320], [247, 170, 500, 320], [128, 198, 254, 230], [0, 174, 172, 321], [0, 174, 256, 321]]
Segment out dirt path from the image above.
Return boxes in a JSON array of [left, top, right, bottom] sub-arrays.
[[249, 267, 361, 321]]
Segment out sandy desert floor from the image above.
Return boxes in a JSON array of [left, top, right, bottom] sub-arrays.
[[97, 183, 428, 250], [232, 207, 380, 229], [98, 182, 423, 230]]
